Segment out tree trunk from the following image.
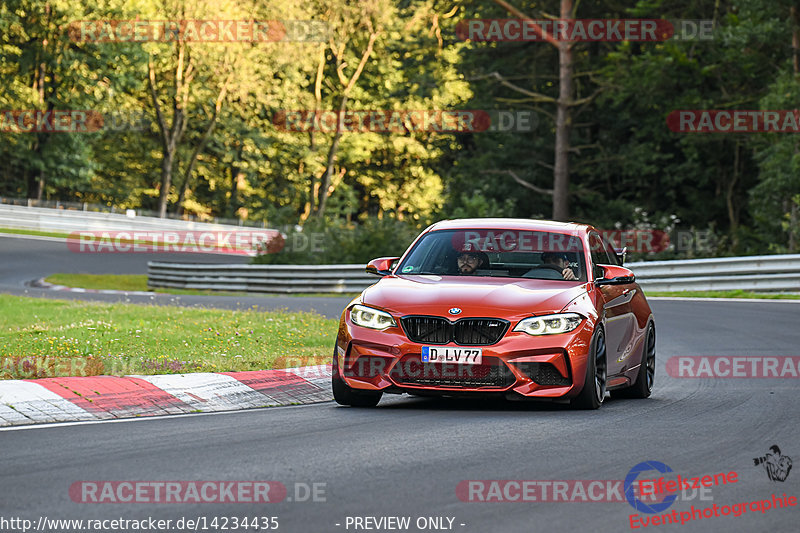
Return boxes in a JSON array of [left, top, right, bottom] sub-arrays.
[[175, 71, 231, 216], [229, 170, 240, 220], [726, 141, 740, 250], [25, 170, 36, 200], [552, 0, 573, 221], [315, 95, 348, 217], [149, 43, 192, 218], [158, 149, 176, 218], [311, 31, 378, 219], [491, 0, 576, 221], [175, 110, 226, 215], [305, 44, 327, 219], [31, 56, 47, 201], [175, 163, 189, 216], [227, 144, 245, 219], [791, 4, 798, 257], [793, 7, 799, 74]]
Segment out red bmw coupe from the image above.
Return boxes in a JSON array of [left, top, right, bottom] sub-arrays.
[[332, 218, 655, 409]]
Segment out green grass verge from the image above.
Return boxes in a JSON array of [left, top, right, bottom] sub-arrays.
[[46, 273, 150, 292], [0, 294, 336, 379], [0, 227, 73, 239], [44, 273, 360, 298], [647, 290, 800, 300]]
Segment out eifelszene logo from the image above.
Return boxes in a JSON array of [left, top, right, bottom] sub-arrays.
[[625, 461, 678, 514]]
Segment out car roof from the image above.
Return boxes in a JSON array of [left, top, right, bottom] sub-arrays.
[[426, 218, 591, 234]]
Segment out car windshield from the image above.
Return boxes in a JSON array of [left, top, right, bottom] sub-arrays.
[[396, 228, 587, 281]]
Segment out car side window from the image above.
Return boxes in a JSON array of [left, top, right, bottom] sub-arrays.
[[589, 233, 614, 278], [601, 236, 622, 266]]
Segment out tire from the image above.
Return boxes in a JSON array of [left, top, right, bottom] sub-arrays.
[[613, 323, 655, 399], [570, 327, 607, 410], [331, 347, 382, 407]]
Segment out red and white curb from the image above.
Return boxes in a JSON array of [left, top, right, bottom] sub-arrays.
[[0, 365, 332, 427], [29, 277, 157, 296]]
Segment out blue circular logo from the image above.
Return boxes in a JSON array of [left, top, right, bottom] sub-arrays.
[[624, 461, 677, 514], [448, 307, 462, 315]]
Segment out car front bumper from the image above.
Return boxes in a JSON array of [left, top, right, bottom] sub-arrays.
[[334, 312, 596, 400]]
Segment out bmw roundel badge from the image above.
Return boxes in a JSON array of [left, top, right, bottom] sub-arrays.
[[449, 307, 462, 315]]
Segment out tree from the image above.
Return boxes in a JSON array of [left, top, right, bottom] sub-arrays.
[[0, 0, 136, 200], [308, 0, 385, 218], [483, 0, 597, 220]]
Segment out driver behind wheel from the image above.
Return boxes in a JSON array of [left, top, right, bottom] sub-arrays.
[[456, 250, 489, 275], [536, 252, 577, 280]]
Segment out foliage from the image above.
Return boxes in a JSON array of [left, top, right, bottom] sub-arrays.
[[1, 0, 799, 259], [253, 216, 421, 264]]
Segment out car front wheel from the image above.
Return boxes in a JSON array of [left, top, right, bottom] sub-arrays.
[[571, 327, 607, 410], [331, 348, 383, 407]]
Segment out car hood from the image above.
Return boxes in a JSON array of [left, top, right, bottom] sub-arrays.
[[361, 275, 589, 320]]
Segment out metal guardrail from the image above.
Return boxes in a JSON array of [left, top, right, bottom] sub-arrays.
[[148, 255, 800, 294], [0, 204, 267, 234], [148, 262, 374, 294], [627, 254, 800, 292], [0, 196, 267, 228]]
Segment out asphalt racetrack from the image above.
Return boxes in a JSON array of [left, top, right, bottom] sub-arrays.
[[1, 235, 799, 532], [0, 235, 352, 319]]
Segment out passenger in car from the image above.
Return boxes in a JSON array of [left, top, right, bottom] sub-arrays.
[[530, 252, 577, 280]]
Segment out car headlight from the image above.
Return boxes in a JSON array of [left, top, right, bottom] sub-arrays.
[[350, 304, 397, 330], [513, 313, 584, 335]]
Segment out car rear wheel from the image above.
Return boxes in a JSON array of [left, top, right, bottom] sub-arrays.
[[571, 327, 607, 410], [331, 348, 383, 407], [613, 323, 655, 399]]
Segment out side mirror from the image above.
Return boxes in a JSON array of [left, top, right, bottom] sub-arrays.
[[614, 246, 627, 265], [595, 264, 635, 286], [366, 257, 400, 277]]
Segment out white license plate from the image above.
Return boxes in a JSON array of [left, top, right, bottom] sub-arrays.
[[421, 346, 482, 364]]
